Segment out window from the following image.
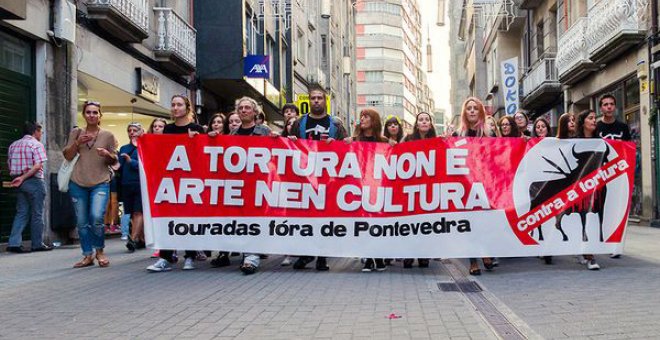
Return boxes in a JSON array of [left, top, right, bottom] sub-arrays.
[[321, 34, 328, 64], [363, 24, 403, 37], [0, 31, 32, 76], [267, 36, 275, 83], [364, 47, 403, 60], [365, 71, 383, 82], [366, 95, 382, 106], [536, 20, 545, 57], [246, 13, 258, 55], [296, 27, 305, 64], [363, 2, 401, 15]]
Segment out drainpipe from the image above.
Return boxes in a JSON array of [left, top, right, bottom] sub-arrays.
[[650, 0, 660, 226]]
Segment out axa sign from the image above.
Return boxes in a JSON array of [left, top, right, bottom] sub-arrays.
[[244, 55, 270, 78]]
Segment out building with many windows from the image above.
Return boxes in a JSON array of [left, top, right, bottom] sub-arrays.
[[355, 0, 432, 130]]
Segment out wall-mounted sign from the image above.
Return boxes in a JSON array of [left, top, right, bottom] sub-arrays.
[[244, 55, 270, 78], [500, 57, 519, 115], [136, 68, 160, 103]]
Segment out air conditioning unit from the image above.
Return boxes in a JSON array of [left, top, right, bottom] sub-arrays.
[[54, 0, 76, 43]]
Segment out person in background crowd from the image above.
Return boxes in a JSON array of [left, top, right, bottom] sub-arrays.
[[401, 111, 437, 269], [498, 115, 521, 138], [145, 118, 166, 255], [289, 84, 348, 271], [227, 111, 241, 132], [120, 122, 145, 253], [345, 109, 388, 272], [6, 121, 52, 253], [206, 112, 233, 268], [280, 116, 296, 138], [596, 94, 631, 141], [63, 101, 118, 268], [595, 94, 630, 259], [147, 94, 205, 272], [574, 109, 602, 271], [104, 172, 120, 235], [514, 111, 531, 136], [255, 112, 266, 126], [148, 117, 167, 134], [453, 97, 495, 275], [229, 96, 273, 275], [485, 115, 501, 137], [207, 113, 228, 137], [282, 103, 299, 122], [532, 117, 551, 138], [556, 113, 576, 139], [383, 115, 404, 145]]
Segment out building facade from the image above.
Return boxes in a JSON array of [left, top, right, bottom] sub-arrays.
[[355, 0, 433, 131], [0, 0, 196, 243], [453, 0, 655, 221], [194, 0, 356, 129]]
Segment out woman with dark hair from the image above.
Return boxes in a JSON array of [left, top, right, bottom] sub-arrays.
[[498, 115, 521, 138], [556, 113, 576, 139], [570, 109, 601, 270], [383, 115, 404, 145], [532, 117, 551, 138], [62, 100, 118, 268], [452, 97, 495, 275], [514, 111, 531, 136], [226, 111, 241, 132], [281, 116, 296, 138], [147, 95, 205, 272], [208, 113, 228, 137], [400, 111, 437, 269], [345, 109, 388, 271], [148, 118, 167, 134]]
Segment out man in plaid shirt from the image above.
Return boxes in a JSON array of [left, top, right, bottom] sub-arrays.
[[6, 122, 52, 253]]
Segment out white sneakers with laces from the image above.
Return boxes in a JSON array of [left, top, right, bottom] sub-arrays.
[[147, 258, 172, 272], [183, 258, 195, 270]]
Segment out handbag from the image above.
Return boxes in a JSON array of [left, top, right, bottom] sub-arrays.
[[58, 129, 82, 192]]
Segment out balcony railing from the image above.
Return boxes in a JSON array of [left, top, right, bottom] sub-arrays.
[[86, 0, 149, 42], [585, 0, 646, 64], [522, 58, 558, 98], [154, 7, 196, 71], [556, 17, 591, 79]]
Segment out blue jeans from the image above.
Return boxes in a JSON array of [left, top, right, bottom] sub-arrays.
[[9, 177, 46, 248], [69, 181, 109, 256], [120, 213, 131, 238]]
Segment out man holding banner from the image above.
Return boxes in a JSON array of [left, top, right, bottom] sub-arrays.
[[288, 84, 348, 271]]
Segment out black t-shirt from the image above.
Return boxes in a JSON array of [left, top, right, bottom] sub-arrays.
[[303, 116, 331, 141], [596, 120, 631, 141], [359, 136, 377, 142], [236, 126, 256, 136], [163, 122, 205, 135]]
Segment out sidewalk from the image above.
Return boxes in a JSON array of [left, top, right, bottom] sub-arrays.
[[0, 224, 658, 339]]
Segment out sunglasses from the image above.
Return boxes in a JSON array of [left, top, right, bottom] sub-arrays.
[[84, 100, 101, 106]]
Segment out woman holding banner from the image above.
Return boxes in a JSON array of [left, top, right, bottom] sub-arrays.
[[556, 113, 577, 139], [453, 97, 495, 275], [497, 115, 521, 138], [63, 101, 118, 268], [345, 109, 389, 272], [400, 111, 437, 269], [147, 95, 205, 272], [383, 115, 404, 145]]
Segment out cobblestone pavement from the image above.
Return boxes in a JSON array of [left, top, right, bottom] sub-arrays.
[[0, 224, 658, 339]]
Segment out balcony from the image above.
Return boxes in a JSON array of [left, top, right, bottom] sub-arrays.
[[556, 17, 598, 85], [521, 58, 562, 109], [585, 0, 646, 65], [86, 0, 149, 43], [482, 0, 525, 42], [154, 8, 196, 75]]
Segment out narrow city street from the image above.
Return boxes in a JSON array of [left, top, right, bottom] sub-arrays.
[[1, 224, 658, 339]]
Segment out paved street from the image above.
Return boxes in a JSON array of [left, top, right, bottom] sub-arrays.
[[1, 225, 659, 339]]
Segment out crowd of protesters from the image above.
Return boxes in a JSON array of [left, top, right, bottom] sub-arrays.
[[4, 84, 631, 275]]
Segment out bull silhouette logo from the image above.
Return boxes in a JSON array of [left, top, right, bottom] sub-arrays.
[[512, 139, 629, 246], [528, 145, 609, 242]]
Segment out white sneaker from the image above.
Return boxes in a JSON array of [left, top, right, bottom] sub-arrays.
[[281, 256, 292, 266], [183, 258, 195, 270], [120, 235, 128, 241], [147, 259, 172, 272], [587, 259, 600, 270]]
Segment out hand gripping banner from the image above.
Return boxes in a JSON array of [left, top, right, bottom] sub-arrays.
[[138, 135, 636, 258]]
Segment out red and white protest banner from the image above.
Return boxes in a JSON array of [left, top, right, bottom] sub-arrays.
[[138, 135, 635, 258]]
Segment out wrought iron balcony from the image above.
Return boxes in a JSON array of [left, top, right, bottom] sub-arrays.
[[154, 7, 196, 75], [521, 58, 561, 108], [585, 0, 647, 65], [85, 0, 149, 42], [556, 17, 598, 85]]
